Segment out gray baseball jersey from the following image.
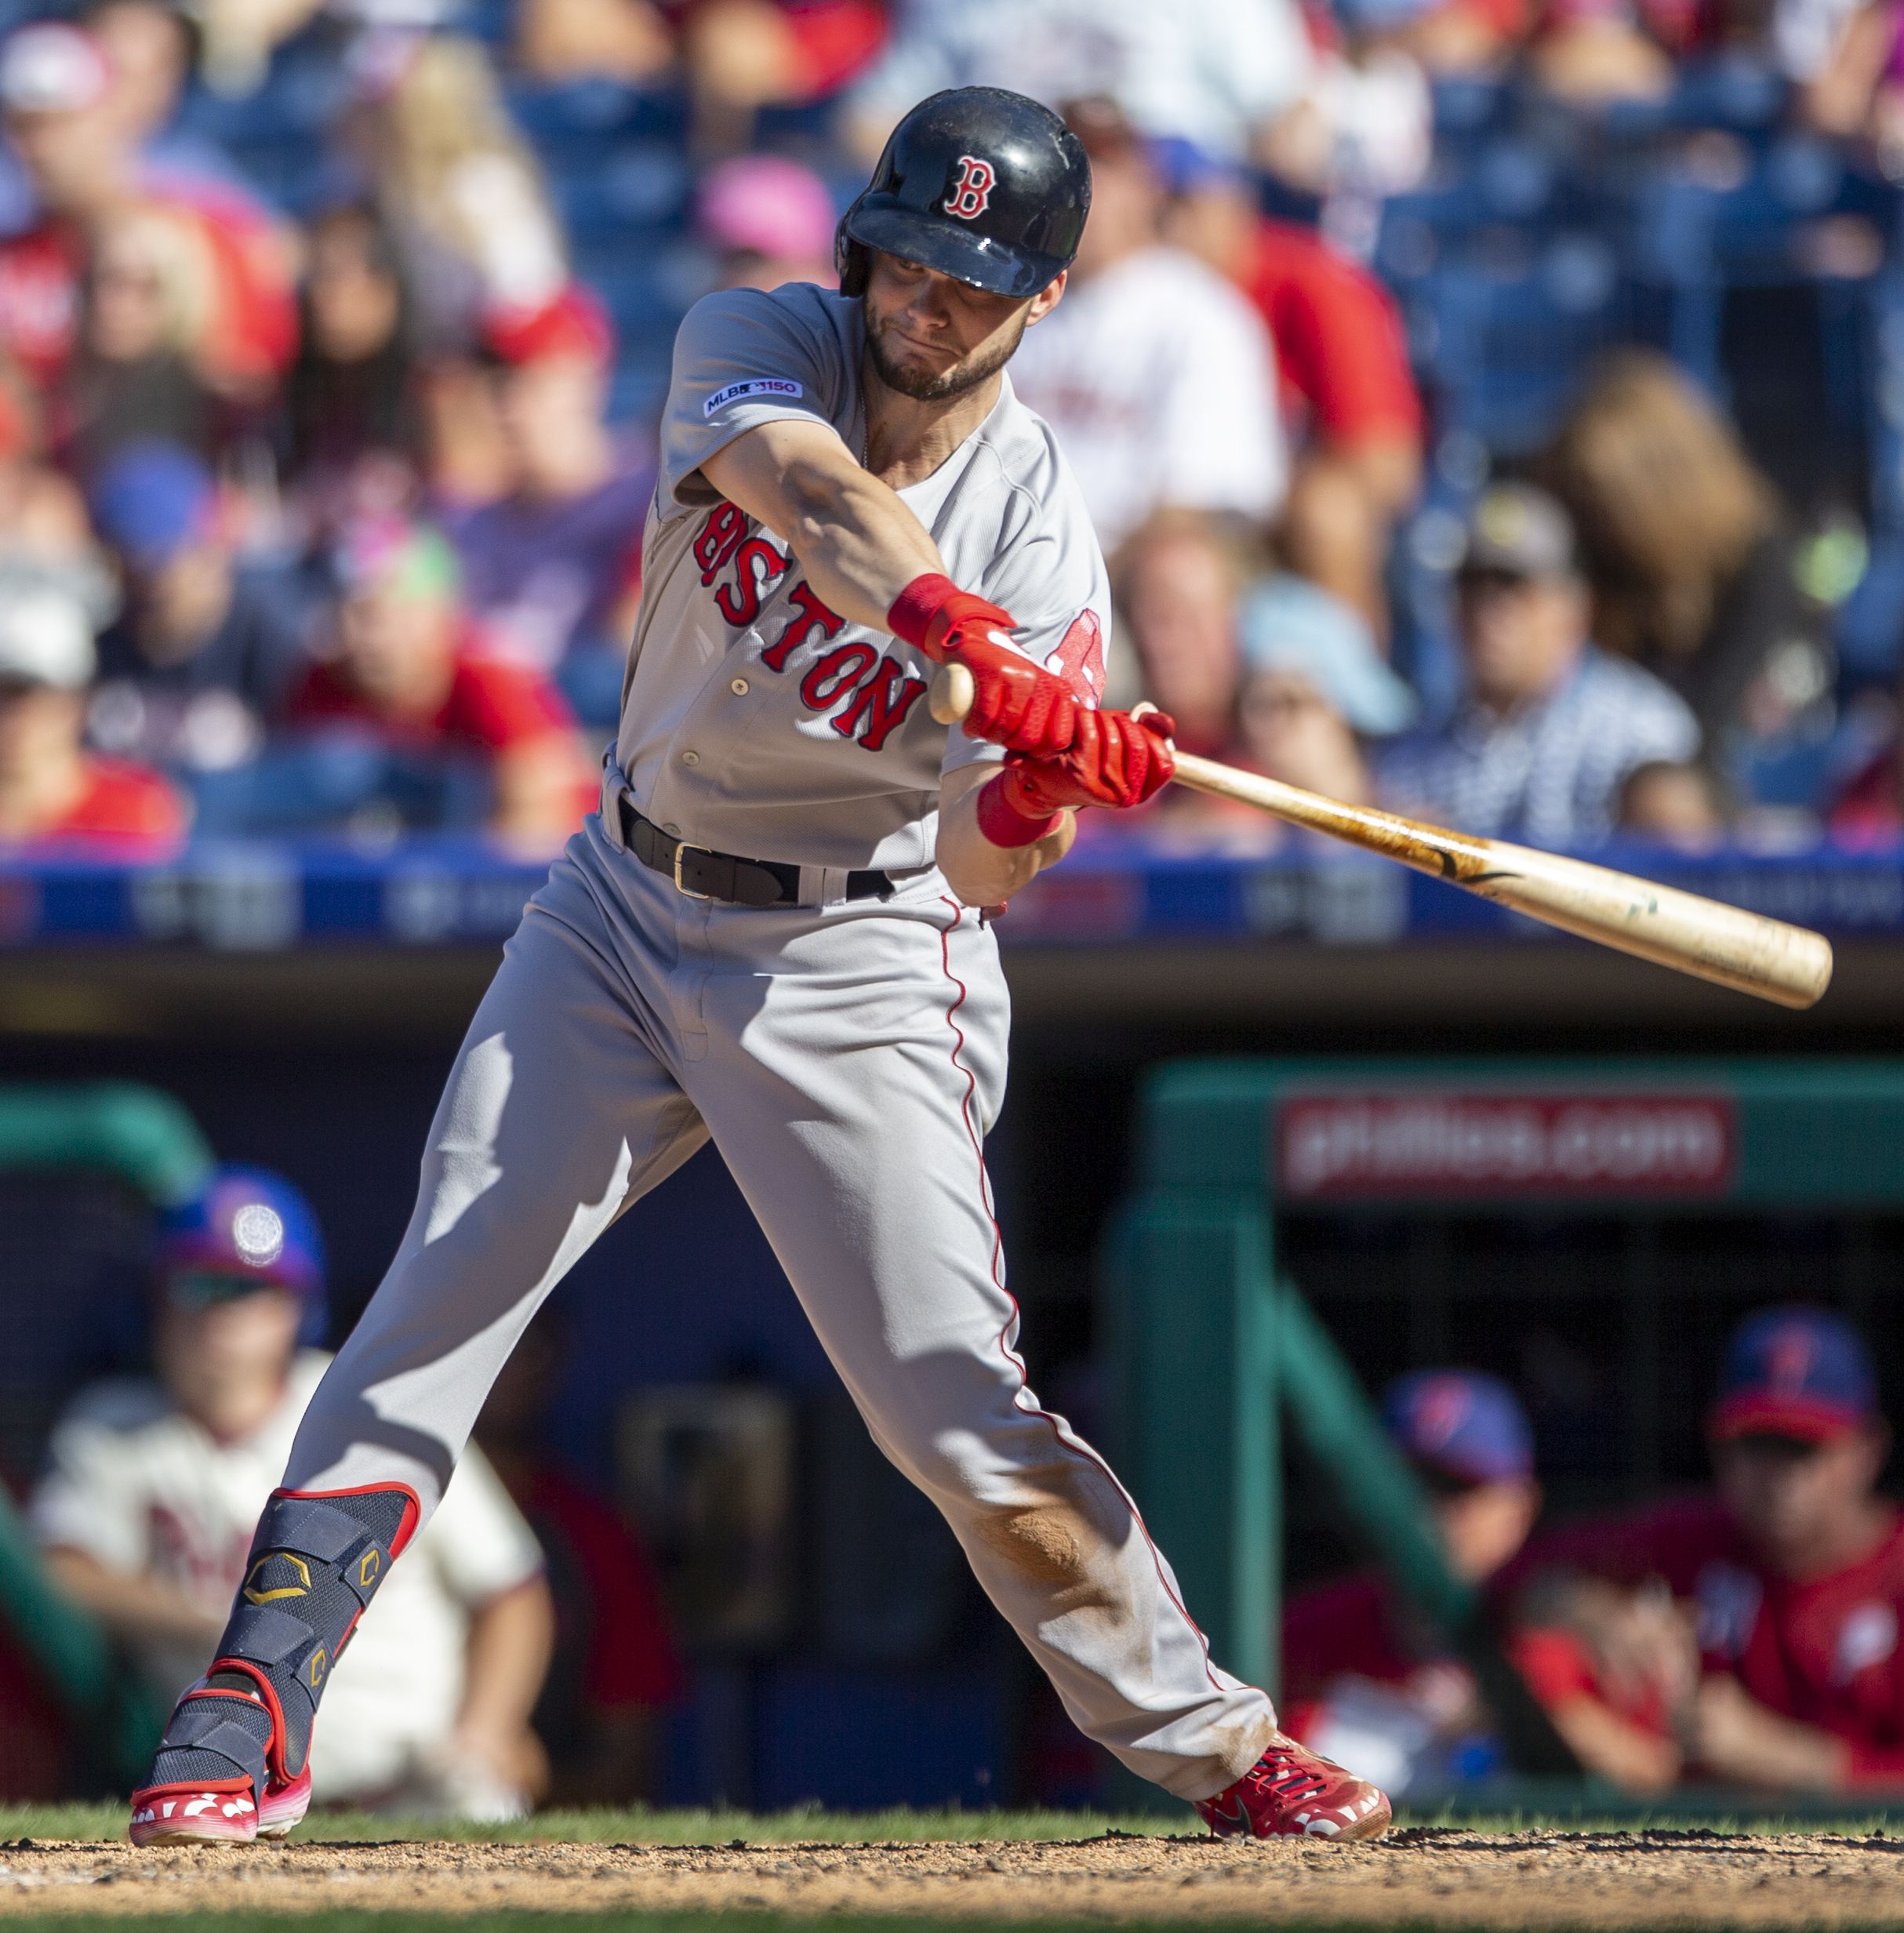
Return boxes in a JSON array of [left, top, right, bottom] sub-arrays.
[[616, 282, 1112, 871], [227, 277, 1280, 1811]]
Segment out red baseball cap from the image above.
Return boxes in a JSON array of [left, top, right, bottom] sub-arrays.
[[479, 285, 613, 367]]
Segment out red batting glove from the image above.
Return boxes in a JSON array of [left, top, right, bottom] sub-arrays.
[[888, 572, 1078, 759], [975, 709, 1177, 848]]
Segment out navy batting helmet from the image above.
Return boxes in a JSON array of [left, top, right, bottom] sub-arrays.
[[835, 88, 1091, 301]]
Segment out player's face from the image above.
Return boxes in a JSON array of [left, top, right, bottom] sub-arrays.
[[1426, 1476, 1541, 1585], [154, 1281, 302, 1419], [862, 251, 1063, 403], [1713, 1426, 1888, 1575]]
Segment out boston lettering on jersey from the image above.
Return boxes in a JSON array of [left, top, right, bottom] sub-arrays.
[[693, 501, 929, 753]]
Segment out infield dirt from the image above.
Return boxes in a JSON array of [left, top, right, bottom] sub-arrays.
[[0, 1828, 1901, 1926]]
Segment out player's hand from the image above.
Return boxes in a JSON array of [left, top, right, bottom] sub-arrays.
[[887, 573, 1078, 758], [999, 707, 1177, 814]]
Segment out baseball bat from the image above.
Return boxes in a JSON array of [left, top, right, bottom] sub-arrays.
[[929, 662, 1833, 1009]]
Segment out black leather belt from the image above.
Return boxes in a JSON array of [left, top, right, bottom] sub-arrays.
[[620, 797, 893, 907]]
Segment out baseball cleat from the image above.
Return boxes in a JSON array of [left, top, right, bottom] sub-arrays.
[[129, 1764, 311, 1848], [128, 1683, 312, 1847], [128, 1484, 418, 1849], [1194, 1733, 1392, 1842]]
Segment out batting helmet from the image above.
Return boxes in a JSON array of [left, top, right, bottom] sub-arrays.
[[157, 1165, 328, 1345], [835, 88, 1091, 301]]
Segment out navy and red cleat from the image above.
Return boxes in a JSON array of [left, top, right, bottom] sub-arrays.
[[129, 1682, 310, 1848], [1194, 1734, 1392, 1842]]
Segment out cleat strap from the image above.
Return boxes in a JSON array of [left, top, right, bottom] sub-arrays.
[[144, 1688, 271, 1799], [222, 1606, 315, 1667]]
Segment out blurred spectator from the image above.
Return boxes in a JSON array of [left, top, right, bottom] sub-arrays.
[[1618, 759, 1731, 850], [33, 1165, 554, 1815], [848, 0, 1314, 165], [683, 0, 888, 157], [1377, 484, 1700, 848], [282, 204, 420, 503], [1254, 0, 1434, 198], [83, 0, 249, 200], [1143, 571, 1410, 852], [1283, 1372, 1684, 1797], [1114, 509, 1254, 754], [1528, 1, 1677, 106], [283, 517, 596, 842], [1830, 706, 1904, 843], [64, 207, 218, 474], [0, 22, 294, 394], [698, 153, 838, 292], [362, 35, 569, 345], [0, 576, 183, 848], [87, 441, 311, 779], [437, 287, 648, 726], [1168, 166, 1423, 637], [1533, 1306, 1904, 1794], [477, 1313, 684, 1805], [1541, 354, 1833, 769], [1008, 100, 1285, 558], [1236, 572, 1414, 801], [0, 354, 117, 609], [516, 0, 674, 88]]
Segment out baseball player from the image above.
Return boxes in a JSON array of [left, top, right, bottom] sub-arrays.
[[42, 1168, 551, 1815], [127, 88, 1390, 1846]]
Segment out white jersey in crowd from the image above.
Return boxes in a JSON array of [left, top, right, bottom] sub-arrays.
[[851, 0, 1314, 162], [1007, 245, 1287, 557], [617, 280, 1113, 874], [32, 1350, 543, 1803]]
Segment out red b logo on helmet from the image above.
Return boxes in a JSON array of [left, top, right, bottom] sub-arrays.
[[943, 155, 997, 220]]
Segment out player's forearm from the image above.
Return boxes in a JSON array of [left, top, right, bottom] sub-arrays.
[[41, 1547, 225, 1649], [456, 1575, 555, 1742], [936, 765, 1076, 906], [699, 422, 944, 633]]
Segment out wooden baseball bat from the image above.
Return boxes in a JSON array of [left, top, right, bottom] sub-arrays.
[[929, 662, 1833, 1009]]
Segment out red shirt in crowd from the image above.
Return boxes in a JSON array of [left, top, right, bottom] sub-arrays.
[[287, 649, 576, 756], [1236, 220, 1424, 449], [0, 189, 294, 389], [9, 755, 187, 848], [0, 220, 82, 386], [1535, 1494, 1904, 1787]]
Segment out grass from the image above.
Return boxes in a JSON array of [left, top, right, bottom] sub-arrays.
[[11, 1798, 1904, 1845], [0, 1801, 1194, 1846]]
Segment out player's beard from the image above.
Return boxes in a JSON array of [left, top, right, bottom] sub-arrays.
[[863, 297, 1030, 402]]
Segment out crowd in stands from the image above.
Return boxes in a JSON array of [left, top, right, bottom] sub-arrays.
[[1287, 1306, 1904, 1800], [0, 0, 1894, 856]]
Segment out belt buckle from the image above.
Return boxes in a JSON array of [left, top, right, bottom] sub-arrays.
[[672, 841, 714, 899]]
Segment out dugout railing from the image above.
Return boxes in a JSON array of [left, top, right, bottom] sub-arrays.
[[1103, 1059, 1904, 1806]]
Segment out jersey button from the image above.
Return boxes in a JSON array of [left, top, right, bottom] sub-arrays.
[[680, 750, 700, 766], [730, 678, 750, 696], [663, 823, 681, 837]]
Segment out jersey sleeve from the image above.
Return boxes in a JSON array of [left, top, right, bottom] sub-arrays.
[[941, 460, 1113, 776], [658, 289, 851, 516], [30, 1401, 153, 1572], [414, 1445, 546, 1608]]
